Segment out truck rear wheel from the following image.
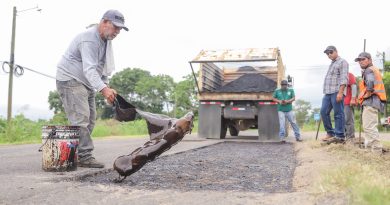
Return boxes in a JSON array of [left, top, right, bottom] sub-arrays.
[[220, 119, 227, 139], [229, 126, 239, 136]]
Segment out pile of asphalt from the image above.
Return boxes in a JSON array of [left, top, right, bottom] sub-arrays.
[[237, 66, 256, 71], [82, 142, 296, 193], [215, 73, 277, 93]]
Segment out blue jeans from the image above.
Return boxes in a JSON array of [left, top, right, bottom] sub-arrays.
[[278, 111, 301, 140], [320, 93, 345, 138]]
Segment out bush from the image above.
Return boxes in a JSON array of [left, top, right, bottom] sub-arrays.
[[0, 115, 44, 144]]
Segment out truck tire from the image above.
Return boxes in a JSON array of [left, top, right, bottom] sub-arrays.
[[257, 105, 279, 141], [198, 103, 223, 139], [229, 126, 239, 136], [220, 119, 227, 139]]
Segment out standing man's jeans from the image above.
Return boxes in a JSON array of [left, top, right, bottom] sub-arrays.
[[278, 111, 301, 140], [320, 93, 345, 138], [344, 105, 355, 138], [56, 79, 96, 161]]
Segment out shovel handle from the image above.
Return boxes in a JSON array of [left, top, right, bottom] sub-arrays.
[[315, 118, 322, 140]]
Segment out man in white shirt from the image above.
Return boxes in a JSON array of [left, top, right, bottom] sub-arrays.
[[56, 10, 128, 168]]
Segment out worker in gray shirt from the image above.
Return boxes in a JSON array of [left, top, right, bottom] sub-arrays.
[[321, 45, 349, 144], [56, 10, 128, 168], [356, 52, 387, 154]]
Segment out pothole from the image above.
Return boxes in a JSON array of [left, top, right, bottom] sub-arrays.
[[81, 142, 296, 193]]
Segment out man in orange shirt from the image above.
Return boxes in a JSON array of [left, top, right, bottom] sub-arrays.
[[344, 72, 357, 139]]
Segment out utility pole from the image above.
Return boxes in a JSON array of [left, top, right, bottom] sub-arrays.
[[383, 51, 386, 72], [363, 39, 366, 52], [6, 6, 40, 124], [7, 6, 17, 123]]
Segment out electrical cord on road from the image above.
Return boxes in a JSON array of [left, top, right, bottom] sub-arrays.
[[1, 60, 56, 79]]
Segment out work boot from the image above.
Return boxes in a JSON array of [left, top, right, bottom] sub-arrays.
[[326, 137, 345, 145], [321, 135, 334, 141], [79, 157, 105, 168]]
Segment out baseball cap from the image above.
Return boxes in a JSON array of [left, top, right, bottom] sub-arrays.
[[323, 45, 337, 53], [102, 10, 129, 31], [281, 80, 288, 85], [354, 52, 372, 62]]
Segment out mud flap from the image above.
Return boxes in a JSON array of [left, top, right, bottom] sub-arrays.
[[257, 105, 279, 141], [198, 104, 222, 139]]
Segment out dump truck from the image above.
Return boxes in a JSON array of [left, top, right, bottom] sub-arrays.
[[189, 48, 289, 140]]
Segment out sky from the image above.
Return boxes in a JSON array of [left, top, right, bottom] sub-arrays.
[[1, 0, 390, 120]]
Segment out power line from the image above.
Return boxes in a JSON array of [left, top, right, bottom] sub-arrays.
[[1, 61, 55, 79], [286, 64, 361, 71]]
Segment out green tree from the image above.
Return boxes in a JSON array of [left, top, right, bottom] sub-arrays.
[[294, 99, 311, 128], [48, 90, 64, 114], [109, 68, 151, 100], [384, 61, 390, 72], [173, 74, 198, 117], [109, 68, 153, 112], [134, 74, 175, 113], [157, 74, 175, 114]]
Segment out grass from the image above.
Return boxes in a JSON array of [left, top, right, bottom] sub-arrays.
[[318, 143, 390, 205], [92, 117, 198, 138], [91, 119, 149, 138], [0, 114, 199, 145]]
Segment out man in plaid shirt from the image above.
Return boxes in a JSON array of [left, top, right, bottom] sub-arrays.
[[321, 46, 349, 144]]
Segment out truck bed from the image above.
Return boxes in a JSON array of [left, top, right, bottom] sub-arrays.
[[192, 48, 285, 101], [198, 63, 277, 101]]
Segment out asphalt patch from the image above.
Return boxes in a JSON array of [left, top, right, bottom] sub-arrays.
[[81, 142, 296, 193]]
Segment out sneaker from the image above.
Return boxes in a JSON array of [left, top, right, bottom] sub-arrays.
[[296, 138, 303, 142], [321, 135, 334, 141], [79, 157, 105, 168], [280, 139, 286, 143]]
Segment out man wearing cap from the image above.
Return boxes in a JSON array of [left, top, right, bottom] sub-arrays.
[[56, 10, 129, 168], [356, 52, 387, 154], [344, 72, 358, 139], [321, 46, 349, 144], [272, 80, 302, 142]]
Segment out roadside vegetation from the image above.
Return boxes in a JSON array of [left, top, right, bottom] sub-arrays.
[[314, 143, 390, 205], [0, 114, 198, 144]]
